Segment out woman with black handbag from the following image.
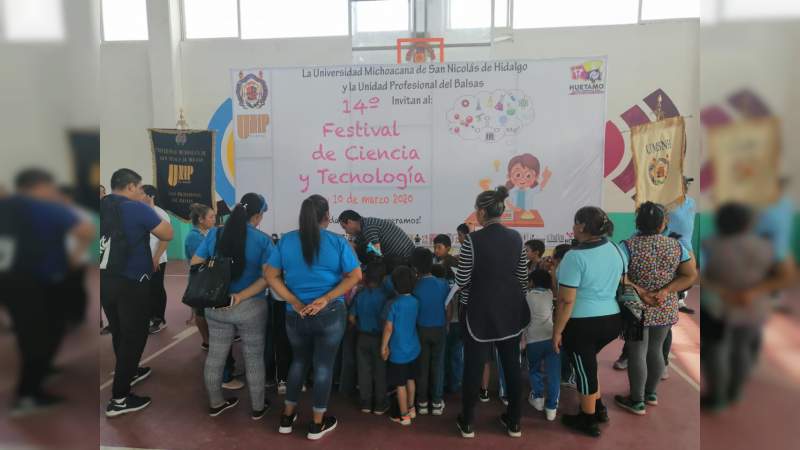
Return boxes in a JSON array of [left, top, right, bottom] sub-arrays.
[[613, 202, 697, 415], [190, 193, 275, 419], [552, 206, 623, 437]]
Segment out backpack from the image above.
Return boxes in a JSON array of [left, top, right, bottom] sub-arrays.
[[0, 197, 43, 278], [99, 195, 137, 275]]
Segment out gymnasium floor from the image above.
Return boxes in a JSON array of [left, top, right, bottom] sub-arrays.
[[1, 262, 796, 450]]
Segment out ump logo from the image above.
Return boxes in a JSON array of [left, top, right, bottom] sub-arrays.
[[236, 70, 268, 109], [168, 164, 194, 187], [569, 60, 605, 95]]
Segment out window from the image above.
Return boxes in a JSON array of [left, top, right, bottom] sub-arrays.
[[183, 0, 238, 39], [353, 0, 410, 33], [449, 0, 491, 29], [494, 0, 509, 28], [514, 0, 639, 29], [722, 0, 800, 20], [240, 0, 348, 40], [2, 0, 65, 41], [641, 0, 700, 20], [102, 0, 148, 41]]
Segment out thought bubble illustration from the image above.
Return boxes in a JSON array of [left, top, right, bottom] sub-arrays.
[[447, 89, 534, 143]]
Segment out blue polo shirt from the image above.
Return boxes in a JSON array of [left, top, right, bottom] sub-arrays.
[[184, 227, 206, 261], [756, 195, 793, 263], [666, 196, 696, 252], [386, 294, 421, 364], [267, 229, 360, 311], [13, 196, 79, 283], [556, 239, 625, 318], [103, 194, 162, 282], [413, 275, 449, 327], [350, 286, 387, 334], [195, 224, 274, 296]]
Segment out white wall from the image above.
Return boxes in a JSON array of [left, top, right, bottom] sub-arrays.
[[99, 16, 700, 215], [0, 0, 100, 187]]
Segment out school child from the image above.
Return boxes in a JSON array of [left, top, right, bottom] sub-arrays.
[[381, 266, 421, 426], [524, 269, 561, 421]]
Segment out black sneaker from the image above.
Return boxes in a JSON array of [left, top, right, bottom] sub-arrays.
[[209, 397, 239, 417], [307, 416, 337, 440], [456, 414, 475, 438], [130, 366, 152, 387], [679, 305, 695, 314], [479, 389, 490, 402], [252, 401, 270, 420], [10, 393, 64, 418], [373, 403, 390, 416], [105, 394, 152, 418], [278, 412, 298, 434], [499, 413, 521, 438], [100, 325, 111, 335], [233, 335, 242, 343], [562, 412, 600, 437], [149, 319, 166, 334], [201, 342, 209, 352], [595, 399, 610, 423]]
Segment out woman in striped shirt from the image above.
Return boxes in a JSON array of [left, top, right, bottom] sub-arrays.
[[454, 185, 530, 439]]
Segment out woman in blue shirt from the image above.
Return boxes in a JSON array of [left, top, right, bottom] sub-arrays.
[[191, 193, 274, 420], [266, 194, 362, 441], [553, 206, 623, 437], [184, 203, 216, 349]]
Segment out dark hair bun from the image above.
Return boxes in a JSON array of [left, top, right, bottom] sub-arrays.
[[495, 185, 509, 201]]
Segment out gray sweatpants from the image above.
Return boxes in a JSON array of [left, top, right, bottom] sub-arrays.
[[205, 297, 268, 411], [626, 325, 670, 403]]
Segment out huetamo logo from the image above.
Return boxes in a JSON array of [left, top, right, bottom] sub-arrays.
[[168, 164, 194, 187]]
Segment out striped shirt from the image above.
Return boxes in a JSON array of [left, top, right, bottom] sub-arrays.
[[456, 234, 529, 306], [358, 217, 415, 259]]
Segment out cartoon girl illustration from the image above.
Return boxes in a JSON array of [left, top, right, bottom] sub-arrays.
[[504, 153, 552, 212]]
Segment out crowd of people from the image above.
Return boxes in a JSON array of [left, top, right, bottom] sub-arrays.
[[90, 167, 794, 441]]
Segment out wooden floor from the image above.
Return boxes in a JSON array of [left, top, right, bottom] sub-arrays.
[[0, 262, 797, 450]]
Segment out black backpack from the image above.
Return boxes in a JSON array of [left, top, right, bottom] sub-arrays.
[[99, 195, 140, 275], [0, 197, 43, 278]]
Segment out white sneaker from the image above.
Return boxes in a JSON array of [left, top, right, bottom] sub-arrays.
[[277, 381, 287, 395], [528, 395, 544, 411], [222, 379, 245, 390], [545, 408, 557, 421], [661, 368, 670, 380]]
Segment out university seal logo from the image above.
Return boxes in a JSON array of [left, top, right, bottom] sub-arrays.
[[236, 70, 268, 109]]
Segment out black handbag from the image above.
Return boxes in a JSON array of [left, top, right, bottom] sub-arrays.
[[182, 229, 233, 309], [612, 241, 645, 341]]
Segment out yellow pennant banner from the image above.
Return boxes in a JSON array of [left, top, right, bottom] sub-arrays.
[[631, 116, 686, 208], [708, 117, 780, 207]]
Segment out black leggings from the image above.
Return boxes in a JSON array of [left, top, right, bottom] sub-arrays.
[[563, 314, 621, 396]]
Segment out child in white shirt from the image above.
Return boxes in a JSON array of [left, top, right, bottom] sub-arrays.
[[524, 269, 561, 421]]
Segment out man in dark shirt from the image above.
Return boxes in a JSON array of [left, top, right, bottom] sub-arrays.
[[338, 210, 415, 264], [101, 168, 173, 418], [0, 168, 94, 416]]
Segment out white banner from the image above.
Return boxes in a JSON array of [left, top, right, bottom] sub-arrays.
[[231, 58, 606, 246]]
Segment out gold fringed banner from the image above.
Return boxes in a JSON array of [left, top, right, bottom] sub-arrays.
[[631, 116, 686, 209], [708, 117, 780, 207]]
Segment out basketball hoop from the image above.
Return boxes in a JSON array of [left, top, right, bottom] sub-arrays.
[[396, 37, 445, 64]]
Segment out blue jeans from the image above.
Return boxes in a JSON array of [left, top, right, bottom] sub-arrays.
[[444, 323, 464, 392], [526, 339, 561, 410], [285, 301, 347, 413]]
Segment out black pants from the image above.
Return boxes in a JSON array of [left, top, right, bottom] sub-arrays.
[[101, 273, 151, 399], [150, 262, 167, 322], [1, 277, 59, 397], [356, 333, 387, 409], [462, 334, 522, 425], [417, 326, 446, 404], [265, 298, 291, 382]]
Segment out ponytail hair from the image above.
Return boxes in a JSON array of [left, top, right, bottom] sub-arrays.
[[189, 203, 212, 226], [475, 185, 509, 219], [218, 193, 267, 280], [299, 194, 329, 266], [635, 201, 666, 235], [574, 206, 614, 238]]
